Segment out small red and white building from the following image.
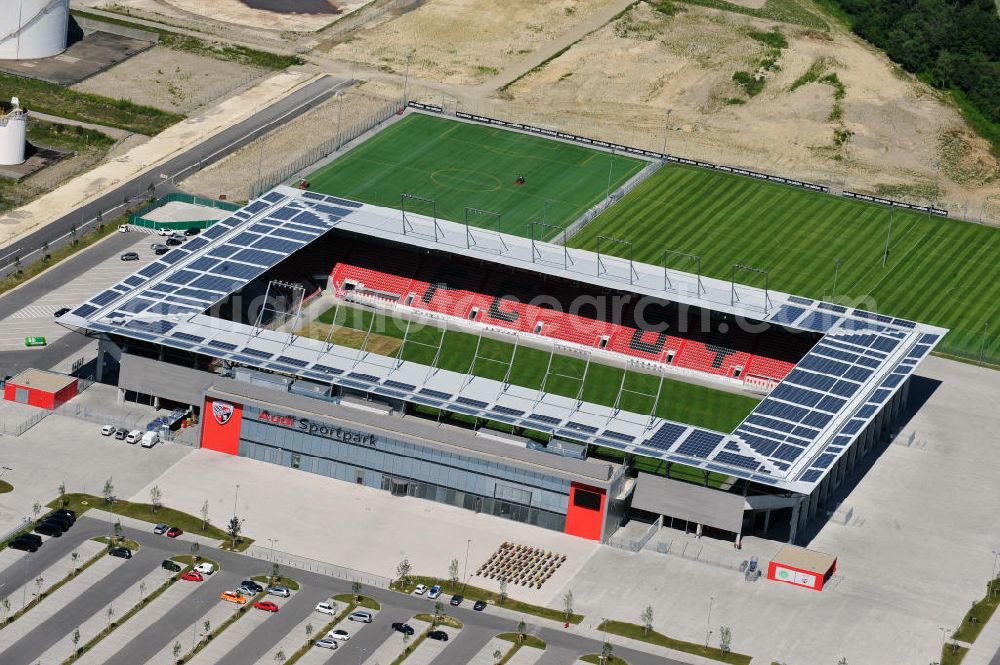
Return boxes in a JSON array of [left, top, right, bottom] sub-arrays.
[[767, 544, 837, 591], [3, 368, 78, 410]]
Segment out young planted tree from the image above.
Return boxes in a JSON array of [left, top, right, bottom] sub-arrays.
[[448, 558, 460, 585], [433, 601, 444, 625], [150, 485, 163, 514], [562, 590, 574, 622], [600, 639, 614, 665], [173, 641, 182, 662], [106, 603, 115, 629], [2, 598, 11, 623], [113, 520, 123, 545], [203, 619, 211, 637], [58, 482, 67, 506], [72, 626, 81, 653], [71, 551, 79, 575], [493, 649, 503, 664], [271, 562, 280, 584], [305, 623, 313, 640], [226, 515, 243, 549], [31, 501, 41, 523], [102, 478, 115, 503], [498, 578, 508, 607], [34, 576, 44, 598], [641, 605, 654, 637], [396, 557, 412, 586], [719, 625, 732, 655], [200, 500, 210, 531], [351, 580, 363, 603], [139, 580, 147, 604], [517, 619, 527, 643], [274, 650, 287, 664]]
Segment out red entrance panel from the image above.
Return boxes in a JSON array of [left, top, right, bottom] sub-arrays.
[[564, 482, 606, 540], [201, 398, 243, 455]]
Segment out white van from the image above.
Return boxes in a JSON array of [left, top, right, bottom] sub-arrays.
[[140, 431, 159, 448], [125, 430, 142, 444]]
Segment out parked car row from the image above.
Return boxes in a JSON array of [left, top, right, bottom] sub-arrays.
[[312, 607, 374, 651], [101, 425, 159, 448], [152, 523, 183, 538], [8, 508, 76, 551], [412, 584, 483, 610]]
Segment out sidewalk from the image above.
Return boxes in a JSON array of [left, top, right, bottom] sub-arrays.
[[0, 70, 315, 251]]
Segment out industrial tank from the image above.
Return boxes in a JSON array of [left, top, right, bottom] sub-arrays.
[[0, 98, 28, 166], [0, 0, 70, 60]]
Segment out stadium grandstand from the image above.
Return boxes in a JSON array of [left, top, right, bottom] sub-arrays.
[[58, 185, 946, 544]]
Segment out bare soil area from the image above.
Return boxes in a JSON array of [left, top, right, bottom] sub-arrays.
[[90, 0, 368, 32], [483, 2, 999, 219], [72, 46, 267, 113], [181, 82, 403, 202], [324, 0, 616, 85]]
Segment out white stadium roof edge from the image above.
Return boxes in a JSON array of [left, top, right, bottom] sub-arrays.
[[60, 185, 947, 495]]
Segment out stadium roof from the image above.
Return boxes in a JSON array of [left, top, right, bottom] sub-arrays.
[[60, 186, 947, 494]]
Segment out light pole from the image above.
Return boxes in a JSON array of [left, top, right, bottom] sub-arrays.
[[268, 538, 279, 564], [605, 147, 616, 207], [662, 109, 672, 156], [705, 595, 714, 648], [832, 258, 842, 300], [991, 549, 1000, 581], [464, 539, 471, 584], [233, 484, 240, 520], [335, 91, 345, 151], [882, 206, 894, 267], [543, 199, 551, 225]]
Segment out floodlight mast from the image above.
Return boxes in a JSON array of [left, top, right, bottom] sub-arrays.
[[661, 249, 704, 295], [400, 193, 441, 240]]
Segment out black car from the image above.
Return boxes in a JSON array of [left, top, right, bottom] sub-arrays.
[[165, 237, 183, 247], [162, 559, 182, 572], [18, 532, 42, 544], [449, 594, 463, 606], [54, 307, 70, 318], [35, 522, 63, 537], [121, 251, 139, 261], [242, 580, 264, 593], [52, 508, 76, 522], [42, 516, 72, 531], [184, 227, 201, 236], [154, 246, 169, 255], [473, 600, 487, 611], [9, 536, 40, 552], [114, 428, 127, 440], [109, 547, 132, 559], [427, 630, 449, 642], [392, 622, 415, 635]]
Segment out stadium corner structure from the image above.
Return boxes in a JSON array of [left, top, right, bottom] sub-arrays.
[[59, 185, 946, 545]]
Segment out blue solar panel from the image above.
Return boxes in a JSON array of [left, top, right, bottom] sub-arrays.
[[241, 347, 273, 360], [160, 250, 188, 265], [233, 248, 282, 266], [124, 276, 145, 287], [770, 384, 823, 408], [829, 380, 860, 398], [787, 296, 814, 306], [201, 225, 226, 240], [566, 421, 598, 434], [737, 435, 780, 457], [527, 414, 560, 425], [272, 227, 315, 243], [920, 333, 940, 344], [871, 336, 900, 353], [419, 388, 452, 400], [881, 374, 905, 388], [675, 430, 723, 458], [457, 396, 488, 408], [855, 404, 878, 419], [276, 355, 309, 368], [172, 331, 204, 343], [800, 469, 822, 483], [801, 412, 832, 429], [770, 305, 805, 325], [291, 211, 327, 228], [603, 430, 634, 443], [139, 263, 167, 278], [799, 311, 839, 332], [91, 290, 120, 306], [165, 269, 199, 286], [713, 451, 760, 470], [772, 443, 803, 462], [212, 263, 260, 280], [792, 425, 818, 439], [646, 423, 688, 451], [816, 395, 846, 412], [188, 257, 218, 272], [191, 275, 241, 293], [348, 373, 379, 383], [843, 366, 873, 382], [756, 400, 810, 422], [315, 204, 352, 217], [813, 345, 859, 364], [799, 355, 851, 376], [854, 309, 893, 324], [786, 370, 837, 392], [384, 380, 417, 391], [817, 302, 848, 313], [492, 405, 524, 417], [269, 206, 298, 221], [893, 318, 916, 329], [244, 201, 268, 214], [311, 364, 344, 376], [262, 191, 285, 203], [254, 237, 303, 254], [207, 339, 238, 351], [72, 304, 98, 318], [184, 238, 209, 252], [208, 245, 240, 259]]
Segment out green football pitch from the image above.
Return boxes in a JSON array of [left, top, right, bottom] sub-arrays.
[[570, 165, 1000, 366], [305, 113, 646, 237], [309, 306, 760, 434]]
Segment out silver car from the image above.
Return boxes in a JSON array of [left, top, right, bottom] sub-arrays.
[[267, 586, 291, 598], [348, 610, 372, 623], [313, 638, 338, 650]]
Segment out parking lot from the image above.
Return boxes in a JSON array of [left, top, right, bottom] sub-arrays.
[[0, 516, 673, 665]]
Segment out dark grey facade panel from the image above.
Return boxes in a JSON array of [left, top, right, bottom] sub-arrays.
[[631, 472, 745, 533], [119, 354, 214, 406]]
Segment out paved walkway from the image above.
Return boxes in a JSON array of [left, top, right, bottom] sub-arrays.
[[187, 593, 280, 664], [459, 634, 509, 665], [147, 591, 244, 665], [294, 606, 383, 665], [0, 539, 103, 612]]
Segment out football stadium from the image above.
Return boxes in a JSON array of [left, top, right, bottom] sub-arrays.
[[59, 110, 947, 549]]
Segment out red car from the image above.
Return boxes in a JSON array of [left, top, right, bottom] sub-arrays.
[[166, 527, 183, 538], [254, 601, 280, 613], [181, 570, 203, 582]]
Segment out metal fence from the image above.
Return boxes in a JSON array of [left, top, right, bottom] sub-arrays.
[[561, 159, 664, 243], [0, 517, 31, 545], [246, 545, 392, 589], [608, 516, 662, 552], [0, 409, 49, 437], [249, 98, 403, 199]]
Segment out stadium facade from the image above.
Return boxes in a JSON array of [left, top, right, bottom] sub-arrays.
[[60, 186, 946, 544]]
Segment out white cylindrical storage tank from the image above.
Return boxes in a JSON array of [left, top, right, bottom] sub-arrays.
[[0, 99, 28, 166], [0, 0, 70, 61]]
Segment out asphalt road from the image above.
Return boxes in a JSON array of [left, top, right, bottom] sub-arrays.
[[0, 75, 349, 277], [0, 517, 689, 665]]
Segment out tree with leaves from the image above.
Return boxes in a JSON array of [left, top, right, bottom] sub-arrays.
[[271, 562, 280, 584], [173, 641, 182, 661], [305, 623, 313, 640], [150, 485, 163, 514], [203, 619, 211, 636], [72, 627, 81, 653], [274, 650, 287, 664], [106, 603, 115, 630], [641, 605, 654, 637], [720, 625, 732, 655], [227, 515, 243, 549], [493, 649, 503, 663], [71, 551, 79, 575], [34, 576, 44, 598], [396, 557, 412, 585], [102, 478, 115, 503], [2, 597, 11, 623], [517, 619, 527, 643], [200, 500, 210, 531], [58, 481, 67, 506], [351, 580, 363, 603], [139, 580, 147, 604], [562, 590, 574, 622], [31, 501, 41, 523], [448, 558, 459, 585], [433, 601, 444, 625], [600, 639, 613, 665], [499, 578, 508, 607]]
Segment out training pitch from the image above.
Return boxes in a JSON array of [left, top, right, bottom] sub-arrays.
[[570, 165, 1000, 365], [306, 112, 646, 237]]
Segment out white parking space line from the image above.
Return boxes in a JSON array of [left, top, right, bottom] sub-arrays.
[[145, 594, 243, 665], [74, 575, 203, 665], [37, 566, 173, 664], [0, 553, 126, 656], [187, 594, 289, 665], [292, 608, 382, 665], [0, 540, 105, 615]]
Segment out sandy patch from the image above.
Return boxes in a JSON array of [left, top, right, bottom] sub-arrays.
[[72, 46, 267, 113], [181, 82, 403, 202], [325, 0, 617, 85], [89, 0, 368, 32], [468, 2, 998, 218]]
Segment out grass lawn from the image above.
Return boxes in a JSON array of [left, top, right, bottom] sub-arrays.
[[570, 165, 1000, 366], [0, 480, 11, 494], [598, 620, 751, 665], [952, 579, 1000, 643], [305, 113, 646, 238], [393, 576, 584, 624], [414, 612, 463, 629], [940, 645, 969, 665], [312, 306, 759, 432], [333, 593, 381, 610], [51, 493, 250, 548], [498, 632, 546, 649], [580, 655, 628, 665], [592, 447, 731, 488], [251, 574, 301, 591], [1, 72, 182, 135]]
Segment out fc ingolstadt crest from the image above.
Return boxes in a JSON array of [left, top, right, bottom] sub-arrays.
[[212, 401, 235, 426]]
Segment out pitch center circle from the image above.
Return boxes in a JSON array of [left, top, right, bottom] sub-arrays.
[[430, 169, 503, 193]]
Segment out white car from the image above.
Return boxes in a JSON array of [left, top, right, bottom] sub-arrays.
[[118, 224, 129, 233], [413, 584, 428, 595], [325, 629, 351, 642], [313, 638, 338, 650], [193, 562, 215, 575], [157, 228, 175, 237], [101, 425, 115, 436], [125, 430, 142, 444], [315, 602, 336, 615]]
